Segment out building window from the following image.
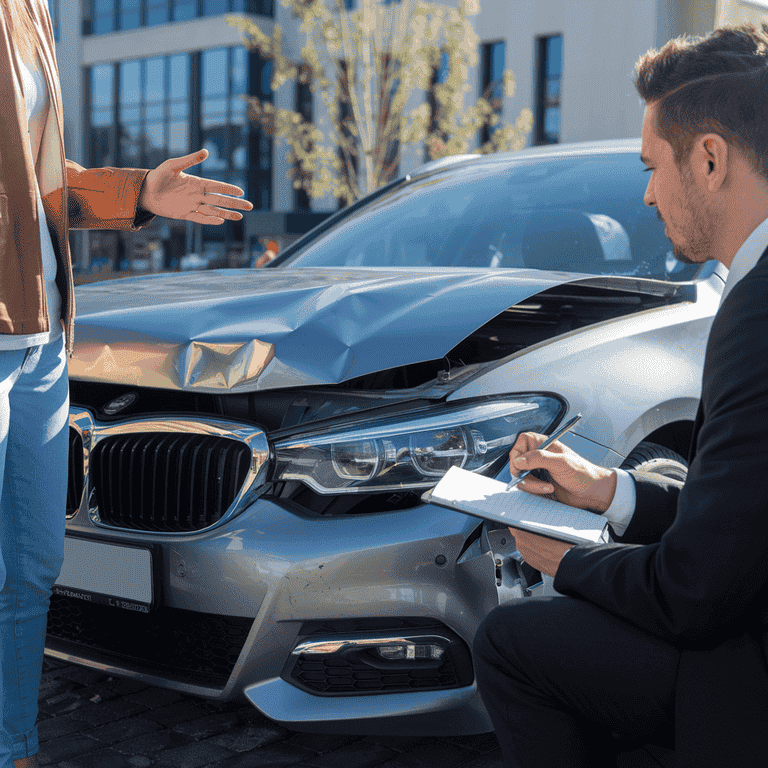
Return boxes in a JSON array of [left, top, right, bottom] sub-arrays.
[[425, 50, 449, 161], [47, 0, 60, 40], [86, 63, 117, 167], [83, 0, 275, 35], [294, 65, 312, 211], [535, 34, 562, 145], [480, 40, 505, 146], [145, 0, 170, 26], [118, 0, 142, 31]]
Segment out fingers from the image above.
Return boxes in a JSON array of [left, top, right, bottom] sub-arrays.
[[203, 193, 254, 212], [170, 149, 209, 170]]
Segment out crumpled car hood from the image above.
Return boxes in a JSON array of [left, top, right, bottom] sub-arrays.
[[70, 267, 586, 393]]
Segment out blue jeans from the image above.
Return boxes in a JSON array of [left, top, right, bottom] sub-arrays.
[[0, 337, 68, 766]]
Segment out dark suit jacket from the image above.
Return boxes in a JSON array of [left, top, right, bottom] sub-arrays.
[[553, 245, 768, 767]]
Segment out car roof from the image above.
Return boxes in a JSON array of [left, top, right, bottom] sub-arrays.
[[408, 138, 643, 178]]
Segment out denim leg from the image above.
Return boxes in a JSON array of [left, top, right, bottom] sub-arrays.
[[0, 338, 68, 766]]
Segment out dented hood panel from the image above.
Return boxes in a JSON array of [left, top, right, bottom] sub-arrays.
[[70, 267, 594, 393]]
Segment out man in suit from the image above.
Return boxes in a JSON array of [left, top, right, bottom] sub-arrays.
[[472, 25, 768, 768]]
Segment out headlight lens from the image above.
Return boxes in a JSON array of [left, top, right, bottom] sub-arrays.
[[272, 396, 563, 494]]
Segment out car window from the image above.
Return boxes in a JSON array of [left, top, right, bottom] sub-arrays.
[[277, 153, 698, 282]]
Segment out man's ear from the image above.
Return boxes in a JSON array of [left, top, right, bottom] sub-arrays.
[[692, 133, 728, 192]]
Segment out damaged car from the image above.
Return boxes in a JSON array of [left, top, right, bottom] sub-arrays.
[[48, 139, 723, 735]]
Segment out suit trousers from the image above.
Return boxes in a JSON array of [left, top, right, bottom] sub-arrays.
[[473, 595, 679, 767]]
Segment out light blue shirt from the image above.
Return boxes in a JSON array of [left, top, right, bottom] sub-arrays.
[[604, 216, 768, 535]]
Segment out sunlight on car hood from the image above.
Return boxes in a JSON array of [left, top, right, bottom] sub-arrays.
[[71, 267, 587, 393]]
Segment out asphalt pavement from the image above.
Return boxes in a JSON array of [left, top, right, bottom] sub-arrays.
[[35, 657, 675, 768]]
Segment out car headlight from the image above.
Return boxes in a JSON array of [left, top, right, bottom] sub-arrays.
[[272, 395, 563, 494]]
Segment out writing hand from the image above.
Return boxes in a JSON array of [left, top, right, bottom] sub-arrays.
[[509, 432, 617, 513], [138, 149, 253, 224]]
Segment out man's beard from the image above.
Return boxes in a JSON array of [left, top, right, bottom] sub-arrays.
[[659, 180, 715, 265]]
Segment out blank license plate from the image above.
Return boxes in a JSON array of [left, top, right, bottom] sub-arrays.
[[54, 537, 154, 613]]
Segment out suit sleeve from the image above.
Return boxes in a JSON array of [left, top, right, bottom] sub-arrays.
[[611, 471, 683, 544], [554, 274, 768, 645], [65, 161, 156, 230]]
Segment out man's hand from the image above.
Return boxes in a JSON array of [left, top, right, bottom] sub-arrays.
[[507, 527, 573, 578], [509, 432, 617, 513], [138, 149, 253, 224]]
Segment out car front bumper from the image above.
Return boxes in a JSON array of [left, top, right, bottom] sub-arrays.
[[47, 494, 503, 735]]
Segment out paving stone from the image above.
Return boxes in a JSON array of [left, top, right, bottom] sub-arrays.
[[154, 738, 236, 767], [67, 696, 150, 726], [58, 746, 140, 768], [210, 721, 290, 751], [616, 749, 665, 768], [36, 734, 102, 765], [108, 678, 151, 696], [143, 700, 210, 727], [125, 687, 185, 708], [111, 729, 195, 756], [37, 713, 88, 741], [128, 757, 154, 768], [171, 712, 240, 739], [441, 734, 500, 754], [216, 743, 318, 768], [58, 665, 111, 687], [38, 675, 75, 699], [86, 715, 161, 743], [378, 741, 476, 768], [361, 736, 437, 754], [287, 733, 362, 754], [452, 749, 503, 768], [299, 741, 398, 768], [203, 699, 255, 715], [39, 692, 92, 717]]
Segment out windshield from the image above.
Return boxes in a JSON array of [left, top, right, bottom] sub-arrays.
[[276, 152, 699, 282]]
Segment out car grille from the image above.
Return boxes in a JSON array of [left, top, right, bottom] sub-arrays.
[[90, 433, 252, 532], [46, 594, 253, 689], [67, 411, 270, 534], [67, 428, 84, 518], [289, 652, 465, 694]]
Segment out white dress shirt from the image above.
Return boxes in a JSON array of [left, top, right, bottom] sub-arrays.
[[603, 215, 768, 535]]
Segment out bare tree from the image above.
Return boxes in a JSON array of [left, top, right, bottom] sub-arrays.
[[229, 0, 533, 204]]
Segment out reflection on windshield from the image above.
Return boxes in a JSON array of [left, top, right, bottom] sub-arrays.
[[280, 155, 697, 282]]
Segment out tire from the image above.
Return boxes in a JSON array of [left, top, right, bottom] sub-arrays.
[[619, 440, 688, 482]]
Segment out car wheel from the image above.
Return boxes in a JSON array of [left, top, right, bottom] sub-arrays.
[[619, 441, 688, 481]]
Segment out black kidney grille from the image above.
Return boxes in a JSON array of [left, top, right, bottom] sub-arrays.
[[90, 433, 252, 532], [67, 429, 84, 517]]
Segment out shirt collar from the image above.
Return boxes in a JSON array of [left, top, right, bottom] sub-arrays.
[[720, 215, 768, 305]]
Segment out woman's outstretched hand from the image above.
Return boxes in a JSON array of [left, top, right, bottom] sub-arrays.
[[138, 149, 253, 224]]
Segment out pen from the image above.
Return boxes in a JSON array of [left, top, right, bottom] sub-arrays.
[[505, 413, 583, 491]]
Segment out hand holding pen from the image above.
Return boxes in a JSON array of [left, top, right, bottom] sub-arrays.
[[506, 414, 582, 491], [505, 414, 619, 513]]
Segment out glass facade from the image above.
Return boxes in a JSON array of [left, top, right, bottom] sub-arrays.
[[480, 40, 505, 145], [86, 46, 272, 268], [535, 34, 563, 145], [47, 0, 60, 40], [294, 66, 312, 211], [82, 0, 274, 35]]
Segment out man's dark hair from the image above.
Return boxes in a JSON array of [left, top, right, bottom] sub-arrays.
[[635, 24, 768, 182]]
